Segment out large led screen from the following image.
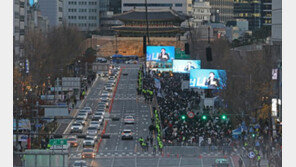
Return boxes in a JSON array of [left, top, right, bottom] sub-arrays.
[[190, 69, 227, 89], [173, 60, 201, 73], [146, 46, 175, 62]]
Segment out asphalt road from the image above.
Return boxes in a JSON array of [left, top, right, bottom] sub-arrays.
[[67, 63, 245, 167]]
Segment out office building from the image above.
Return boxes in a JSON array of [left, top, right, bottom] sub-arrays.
[[121, 0, 193, 15], [261, 0, 271, 26], [233, 0, 261, 31], [63, 0, 100, 31], [191, 0, 211, 27], [207, 0, 233, 23], [38, 0, 63, 27], [13, 0, 29, 67], [271, 0, 281, 42]]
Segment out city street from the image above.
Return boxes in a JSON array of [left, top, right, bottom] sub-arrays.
[[66, 64, 243, 167]]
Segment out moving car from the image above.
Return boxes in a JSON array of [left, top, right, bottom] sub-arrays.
[[75, 117, 86, 126], [121, 129, 133, 140], [105, 85, 113, 92], [124, 116, 135, 124], [82, 148, 96, 159], [72, 160, 88, 167], [71, 123, 83, 133], [89, 121, 100, 130], [83, 136, 95, 147], [67, 136, 78, 147], [87, 126, 98, 136], [101, 99, 109, 108], [77, 113, 88, 120], [82, 107, 92, 115], [101, 91, 111, 97]]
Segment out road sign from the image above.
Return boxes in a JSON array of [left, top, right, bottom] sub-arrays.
[[49, 139, 67, 146], [248, 151, 255, 159], [187, 112, 195, 119]]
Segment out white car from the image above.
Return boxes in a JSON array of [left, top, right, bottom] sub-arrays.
[[77, 113, 88, 120], [71, 123, 83, 133], [124, 116, 135, 124], [101, 91, 111, 97], [87, 127, 98, 136], [89, 121, 100, 130], [121, 129, 133, 140], [83, 136, 96, 147], [105, 85, 113, 92], [75, 118, 86, 126]]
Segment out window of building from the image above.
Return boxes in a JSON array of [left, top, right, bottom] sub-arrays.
[[175, 3, 182, 7], [123, 3, 173, 7]]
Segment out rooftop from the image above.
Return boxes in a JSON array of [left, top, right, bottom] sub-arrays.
[[113, 9, 190, 22]]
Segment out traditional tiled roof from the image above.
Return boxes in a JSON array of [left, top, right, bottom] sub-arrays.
[[113, 8, 189, 22]]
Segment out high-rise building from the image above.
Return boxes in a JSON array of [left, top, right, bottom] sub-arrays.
[[38, 0, 63, 27], [271, 0, 281, 42], [207, 0, 233, 23], [191, 0, 211, 27], [109, 0, 122, 14], [121, 0, 193, 15], [261, 0, 272, 26], [233, 0, 261, 31], [13, 0, 29, 67], [63, 0, 100, 31]]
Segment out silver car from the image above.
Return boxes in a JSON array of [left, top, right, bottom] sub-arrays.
[[87, 127, 98, 136]]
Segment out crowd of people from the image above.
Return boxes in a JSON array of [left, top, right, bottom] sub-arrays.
[[140, 69, 234, 149], [138, 66, 282, 166]]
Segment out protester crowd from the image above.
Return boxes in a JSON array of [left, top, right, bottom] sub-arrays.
[[138, 66, 282, 166]]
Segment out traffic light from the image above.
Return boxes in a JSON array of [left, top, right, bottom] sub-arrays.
[[202, 115, 207, 120], [252, 133, 256, 138], [221, 114, 227, 120], [181, 115, 186, 120]]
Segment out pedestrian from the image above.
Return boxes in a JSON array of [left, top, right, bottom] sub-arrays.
[[257, 154, 261, 167], [239, 157, 243, 167], [150, 136, 153, 146]]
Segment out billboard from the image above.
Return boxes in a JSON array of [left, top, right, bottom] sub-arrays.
[[146, 46, 175, 62], [190, 69, 227, 89], [173, 60, 201, 73]]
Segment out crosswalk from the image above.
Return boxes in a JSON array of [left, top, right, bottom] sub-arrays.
[[69, 152, 160, 159]]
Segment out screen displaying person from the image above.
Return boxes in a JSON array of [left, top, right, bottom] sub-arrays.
[[205, 72, 220, 89], [157, 48, 170, 61], [184, 61, 196, 71]]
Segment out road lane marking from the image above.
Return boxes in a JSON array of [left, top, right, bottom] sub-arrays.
[[178, 156, 182, 167], [111, 157, 115, 167]]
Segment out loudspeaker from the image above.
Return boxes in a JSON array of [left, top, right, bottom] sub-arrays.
[[143, 36, 147, 54], [206, 47, 212, 62], [185, 43, 190, 54]]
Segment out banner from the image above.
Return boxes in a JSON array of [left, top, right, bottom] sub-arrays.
[[190, 69, 227, 89], [146, 46, 175, 62], [173, 60, 201, 73]]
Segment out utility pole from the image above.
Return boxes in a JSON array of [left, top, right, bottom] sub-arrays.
[[145, 0, 150, 44]]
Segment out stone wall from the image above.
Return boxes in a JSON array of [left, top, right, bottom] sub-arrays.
[[85, 36, 186, 57]]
